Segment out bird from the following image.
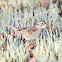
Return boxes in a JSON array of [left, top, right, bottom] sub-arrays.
[[5, 22, 50, 41]]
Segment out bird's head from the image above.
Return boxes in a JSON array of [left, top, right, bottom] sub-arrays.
[[36, 22, 50, 29]]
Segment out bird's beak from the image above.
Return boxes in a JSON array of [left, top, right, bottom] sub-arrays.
[[42, 22, 50, 29], [46, 25, 50, 29]]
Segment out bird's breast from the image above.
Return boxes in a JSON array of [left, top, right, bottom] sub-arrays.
[[19, 28, 41, 40]]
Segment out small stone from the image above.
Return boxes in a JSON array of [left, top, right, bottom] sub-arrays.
[[56, 56, 58, 61], [28, 43, 34, 49], [53, 0, 57, 3], [59, 10, 62, 17], [29, 50, 33, 58]]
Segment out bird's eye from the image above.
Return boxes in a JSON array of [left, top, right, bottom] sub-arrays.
[[44, 22, 46, 24]]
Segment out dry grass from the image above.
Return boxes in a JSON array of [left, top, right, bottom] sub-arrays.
[[0, 0, 62, 62]]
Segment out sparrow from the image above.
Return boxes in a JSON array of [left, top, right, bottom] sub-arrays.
[[5, 22, 50, 40]]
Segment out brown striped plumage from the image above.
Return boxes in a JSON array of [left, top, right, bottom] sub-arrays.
[[5, 22, 50, 40]]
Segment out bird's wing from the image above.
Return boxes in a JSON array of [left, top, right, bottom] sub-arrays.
[[5, 24, 38, 35], [5, 24, 19, 31], [4, 24, 31, 32], [27, 26, 38, 34]]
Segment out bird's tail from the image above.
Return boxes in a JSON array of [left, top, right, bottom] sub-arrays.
[[5, 24, 19, 31]]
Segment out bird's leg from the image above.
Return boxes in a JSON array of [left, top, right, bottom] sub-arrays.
[[33, 39, 36, 46], [29, 39, 36, 46], [38, 33, 41, 42]]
